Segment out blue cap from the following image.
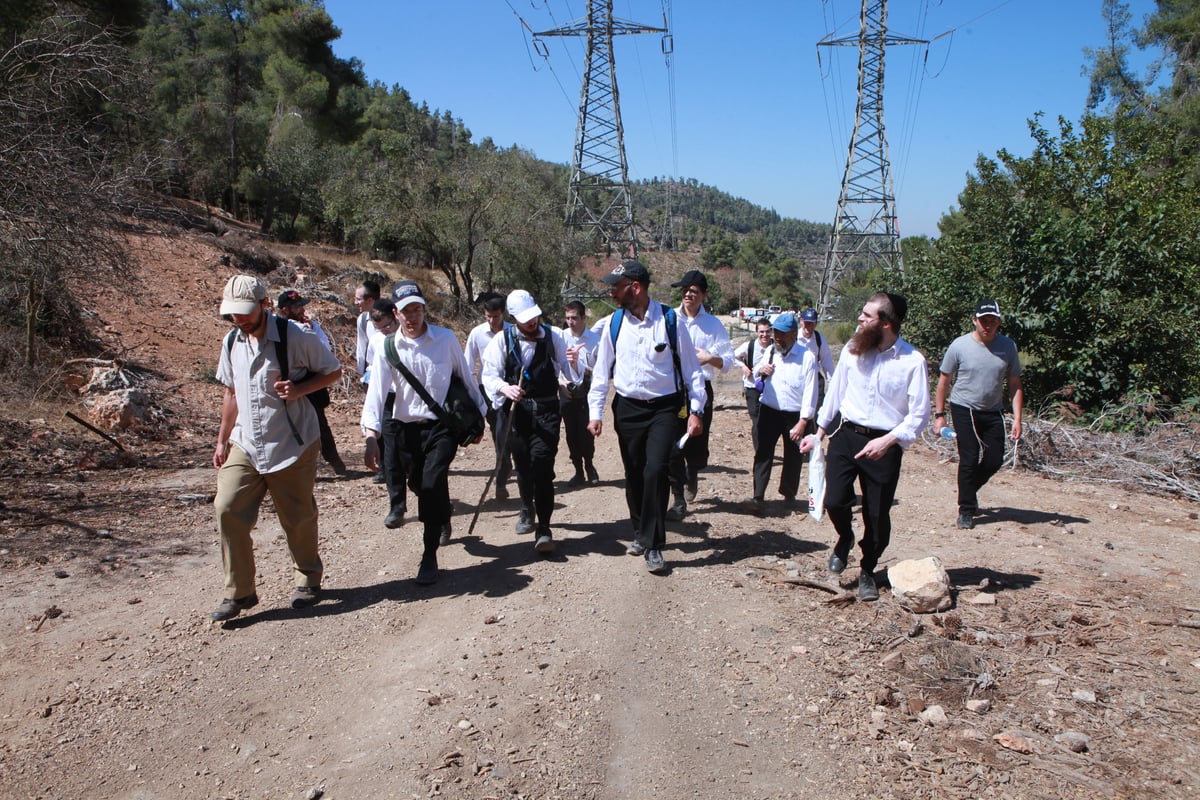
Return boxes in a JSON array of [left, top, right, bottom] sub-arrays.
[[770, 312, 797, 333], [800, 308, 818, 322], [392, 280, 426, 310]]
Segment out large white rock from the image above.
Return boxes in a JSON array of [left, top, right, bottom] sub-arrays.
[[888, 556, 952, 613]]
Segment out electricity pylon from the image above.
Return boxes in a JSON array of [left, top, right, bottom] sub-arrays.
[[534, 1, 665, 260], [817, 0, 926, 317]]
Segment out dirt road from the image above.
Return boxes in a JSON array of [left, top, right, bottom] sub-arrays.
[[2, 368, 1198, 799]]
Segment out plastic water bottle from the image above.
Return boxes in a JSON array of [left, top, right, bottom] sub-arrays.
[[940, 427, 957, 440]]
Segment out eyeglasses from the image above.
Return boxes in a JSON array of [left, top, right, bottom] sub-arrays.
[[608, 280, 631, 295]]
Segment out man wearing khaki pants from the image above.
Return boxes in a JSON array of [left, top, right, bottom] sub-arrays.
[[211, 275, 342, 621]]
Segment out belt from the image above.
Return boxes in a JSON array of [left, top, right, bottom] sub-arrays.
[[516, 395, 560, 412], [845, 421, 889, 438], [619, 392, 683, 411]]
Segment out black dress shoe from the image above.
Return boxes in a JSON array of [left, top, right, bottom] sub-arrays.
[[828, 554, 846, 575], [384, 508, 405, 529], [858, 572, 880, 602], [956, 510, 975, 529]]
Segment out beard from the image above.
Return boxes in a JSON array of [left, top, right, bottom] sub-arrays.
[[848, 321, 883, 355]]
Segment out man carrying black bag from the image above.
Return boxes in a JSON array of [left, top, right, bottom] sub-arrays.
[[361, 281, 485, 585]]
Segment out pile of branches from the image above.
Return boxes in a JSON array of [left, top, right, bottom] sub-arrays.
[[922, 399, 1200, 502]]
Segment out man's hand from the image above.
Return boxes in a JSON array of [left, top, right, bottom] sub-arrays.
[[758, 362, 776, 378], [587, 420, 602, 438], [213, 440, 231, 470], [686, 412, 703, 438], [274, 378, 296, 400], [364, 436, 381, 472], [932, 415, 945, 435], [855, 434, 896, 461], [1011, 419, 1023, 441], [799, 430, 825, 454], [501, 383, 525, 402]]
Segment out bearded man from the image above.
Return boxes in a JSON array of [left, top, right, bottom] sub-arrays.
[[800, 293, 929, 601]]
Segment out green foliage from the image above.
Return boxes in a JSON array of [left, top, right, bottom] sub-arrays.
[[905, 112, 1200, 410]]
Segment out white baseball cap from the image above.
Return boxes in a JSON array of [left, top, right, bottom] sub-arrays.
[[507, 289, 542, 324]]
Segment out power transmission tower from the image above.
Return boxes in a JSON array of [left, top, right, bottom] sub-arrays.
[[817, 0, 926, 317], [534, 1, 665, 260]]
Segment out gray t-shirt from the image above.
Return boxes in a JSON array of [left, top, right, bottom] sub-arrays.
[[940, 332, 1021, 412]]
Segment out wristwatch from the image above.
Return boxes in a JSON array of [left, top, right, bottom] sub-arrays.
[[934, 412, 946, 418]]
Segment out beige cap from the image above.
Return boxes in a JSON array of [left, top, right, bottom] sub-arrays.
[[220, 275, 266, 315]]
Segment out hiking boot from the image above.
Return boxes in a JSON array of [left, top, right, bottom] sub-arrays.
[[290, 586, 320, 609], [585, 462, 600, 484], [515, 510, 535, 535], [858, 572, 880, 602], [626, 540, 646, 556], [956, 510, 975, 530], [384, 508, 405, 529], [439, 521, 452, 547], [210, 593, 258, 621], [645, 549, 667, 574], [414, 557, 439, 586], [534, 529, 555, 554]]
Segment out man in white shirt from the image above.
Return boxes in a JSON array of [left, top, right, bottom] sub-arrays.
[[797, 307, 835, 392], [666, 269, 735, 520], [560, 300, 600, 486], [745, 312, 818, 515], [353, 279, 380, 383], [464, 292, 513, 499], [362, 281, 485, 586], [801, 293, 930, 601], [587, 260, 706, 574], [481, 290, 579, 554], [277, 290, 346, 476], [734, 316, 773, 449]]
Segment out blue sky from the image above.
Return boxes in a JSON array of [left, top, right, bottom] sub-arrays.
[[323, 1, 1160, 238]]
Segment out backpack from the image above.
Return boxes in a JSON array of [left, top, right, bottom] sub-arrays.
[[382, 333, 486, 447], [225, 317, 331, 410]]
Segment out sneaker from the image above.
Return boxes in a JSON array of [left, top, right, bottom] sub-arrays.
[[439, 522, 452, 547], [626, 540, 646, 556], [515, 510, 535, 535], [858, 572, 880, 602], [210, 593, 258, 621], [828, 553, 846, 575], [415, 558, 439, 585], [384, 508, 405, 529], [645, 549, 667, 574], [534, 530, 555, 553], [585, 463, 600, 484], [956, 510, 975, 530], [290, 586, 320, 609], [685, 475, 699, 503]]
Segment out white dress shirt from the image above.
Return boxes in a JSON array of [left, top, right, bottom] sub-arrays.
[[361, 324, 485, 436], [734, 336, 772, 389], [587, 301, 707, 421], [798, 329, 835, 378], [464, 321, 504, 386], [816, 337, 930, 448], [758, 343, 819, 418], [677, 305, 735, 383], [480, 324, 580, 409]]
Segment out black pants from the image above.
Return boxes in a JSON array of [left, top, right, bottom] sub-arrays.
[[315, 405, 341, 466], [670, 381, 713, 492], [483, 385, 513, 487], [614, 393, 684, 550], [561, 396, 594, 467], [381, 392, 407, 513], [498, 398, 561, 530], [393, 419, 458, 558], [951, 402, 1006, 511], [824, 421, 904, 574], [744, 386, 762, 450], [752, 404, 804, 501]]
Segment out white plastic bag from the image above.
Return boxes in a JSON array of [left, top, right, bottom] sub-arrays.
[[807, 436, 826, 522]]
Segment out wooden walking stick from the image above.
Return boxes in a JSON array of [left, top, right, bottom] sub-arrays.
[[466, 372, 524, 537]]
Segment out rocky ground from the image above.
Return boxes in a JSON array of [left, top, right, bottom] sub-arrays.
[[0, 230, 1198, 799]]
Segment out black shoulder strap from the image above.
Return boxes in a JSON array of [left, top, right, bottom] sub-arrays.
[[815, 330, 823, 349], [383, 334, 451, 426], [274, 316, 289, 381]]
